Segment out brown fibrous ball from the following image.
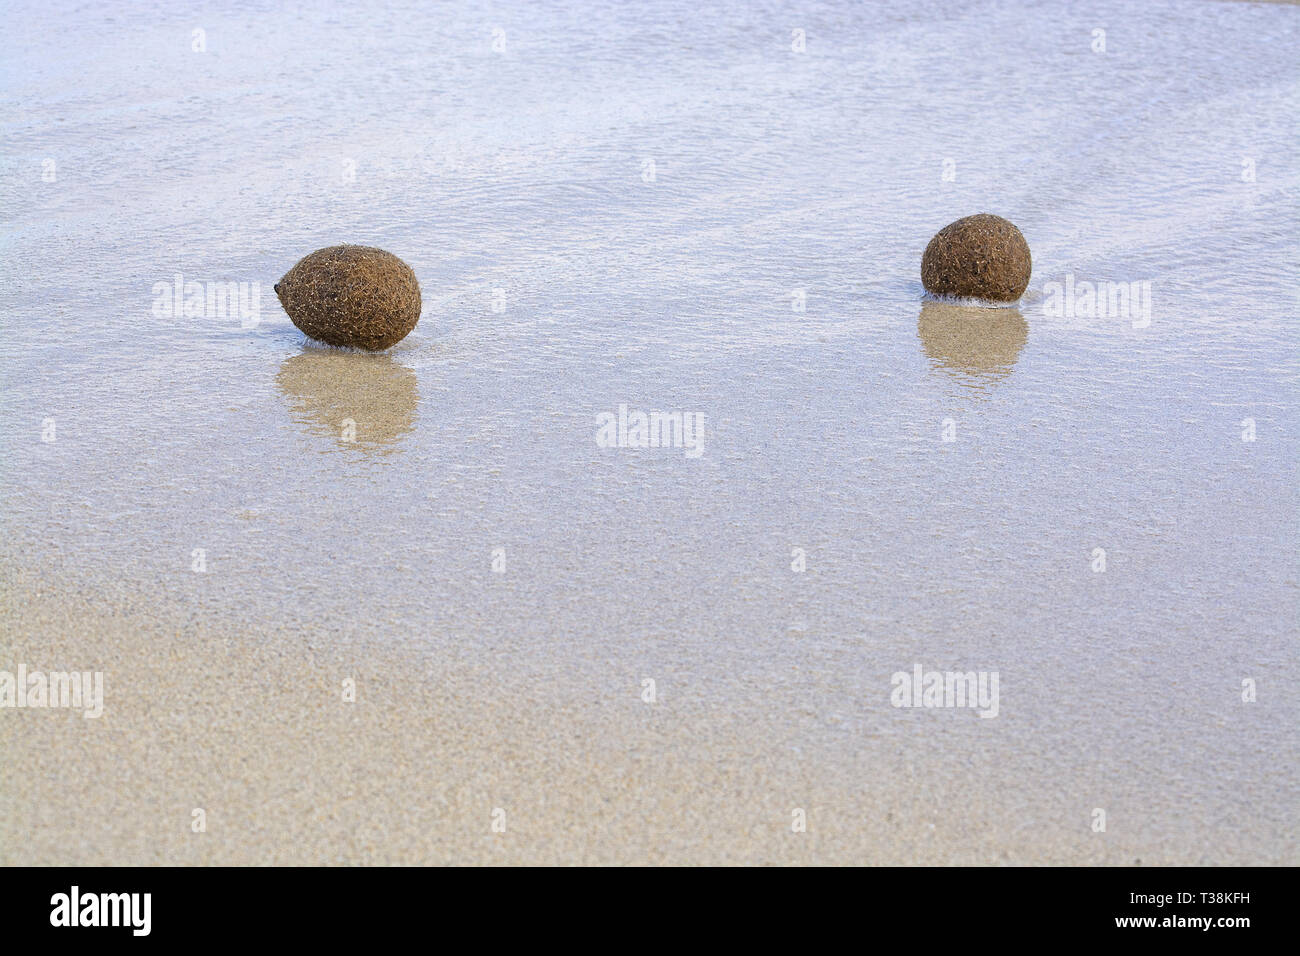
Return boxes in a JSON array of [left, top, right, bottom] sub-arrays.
[[275, 245, 421, 351], [921, 214, 1032, 302]]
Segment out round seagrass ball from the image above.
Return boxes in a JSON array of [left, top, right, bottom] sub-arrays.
[[921, 214, 1032, 302], [275, 245, 421, 351]]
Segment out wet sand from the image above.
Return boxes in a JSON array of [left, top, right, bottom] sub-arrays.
[[3, 561, 1293, 866], [3, 0, 1298, 865]]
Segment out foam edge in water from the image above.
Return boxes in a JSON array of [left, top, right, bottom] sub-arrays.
[[921, 292, 1023, 310]]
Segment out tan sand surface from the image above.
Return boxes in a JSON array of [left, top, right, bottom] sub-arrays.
[[3, 564, 1292, 866]]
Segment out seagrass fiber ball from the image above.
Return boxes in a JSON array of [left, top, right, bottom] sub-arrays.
[[275, 245, 421, 351], [920, 214, 1032, 303]]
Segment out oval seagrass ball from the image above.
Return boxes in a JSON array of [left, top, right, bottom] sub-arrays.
[[921, 213, 1032, 302], [275, 245, 421, 351]]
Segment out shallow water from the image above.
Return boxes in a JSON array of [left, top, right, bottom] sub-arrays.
[[2, 0, 1298, 862]]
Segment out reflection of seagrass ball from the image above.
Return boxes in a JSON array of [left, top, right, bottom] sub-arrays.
[[275, 350, 418, 449], [275, 245, 421, 351], [921, 214, 1032, 302], [918, 302, 1028, 387]]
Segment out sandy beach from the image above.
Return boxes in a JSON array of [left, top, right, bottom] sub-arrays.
[[2, 0, 1298, 865], [3, 554, 1295, 866]]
